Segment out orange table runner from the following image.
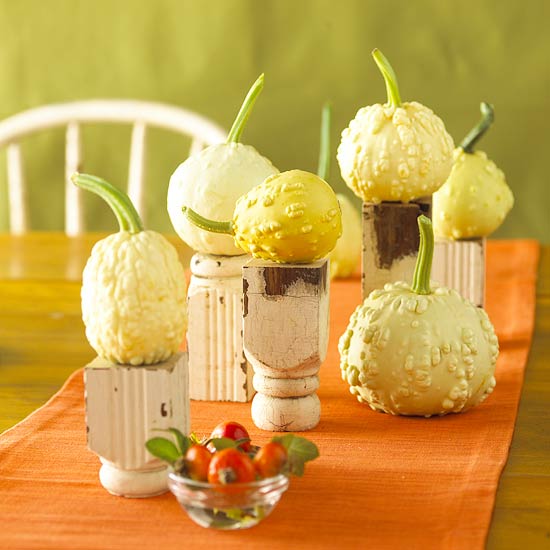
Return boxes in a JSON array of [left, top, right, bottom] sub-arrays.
[[0, 240, 539, 550]]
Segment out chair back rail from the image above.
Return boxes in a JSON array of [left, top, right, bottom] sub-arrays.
[[0, 100, 227, 234]]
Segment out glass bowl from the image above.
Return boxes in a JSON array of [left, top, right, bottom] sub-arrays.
[[168, 472, 289, 530]]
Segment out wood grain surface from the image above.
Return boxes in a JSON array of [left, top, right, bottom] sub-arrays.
[[486, 246, 550, 549], [0, 233, 548, 547]]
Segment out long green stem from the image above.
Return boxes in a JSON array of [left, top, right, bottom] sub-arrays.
[[411, 215, 434, 295], [182, 206, 234, 235], [372, 48, 402, 108], [71, 173, 144, 233], [460, 102, 494, 153], [317, 102, 331, 181], [226, 73, 265, 143]]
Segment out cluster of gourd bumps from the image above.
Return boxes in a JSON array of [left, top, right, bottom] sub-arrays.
[[74, 48, 512, 421]]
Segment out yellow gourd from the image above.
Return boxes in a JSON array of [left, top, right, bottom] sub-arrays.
[[433, 103, 514, 239], [182, 169, 342, 264], [316, 102, 362, 278]]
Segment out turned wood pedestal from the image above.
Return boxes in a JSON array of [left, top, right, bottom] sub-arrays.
[[433, 237, 486, 307], [242, 259, 329, 432], [84, 352, 189, 497], [187, 253, 254, 402], [362, 198, 431, 299]]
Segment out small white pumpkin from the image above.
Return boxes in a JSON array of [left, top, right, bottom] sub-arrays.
[[339, 215, 498, 416], [337, 49, 454, 203], [74, 174, 187, 366], [167, 74, 278, 256]]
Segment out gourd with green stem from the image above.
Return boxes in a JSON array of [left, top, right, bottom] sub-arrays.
[[317, 102, 362, 278], [337, 48, 455, 203], [339, 215, 498, 416], [433, 102, 514, 239], [167, 74, 279, 256], [73, 173, 187, 366], [182, 161, 342, 263]]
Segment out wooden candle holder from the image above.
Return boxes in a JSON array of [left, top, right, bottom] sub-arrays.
[[187, 253, 254, 402], [433, 238, 486, 307], [85, 352, 189, 497], [242, 259, 329, 432], [362, 198, 431, 299]]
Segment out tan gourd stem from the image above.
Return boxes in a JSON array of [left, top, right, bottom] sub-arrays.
[[182, 206, 234, 235], [460, 102, 494, 154], [411, 215, 434, 295], [317, 102, 331, 181], [226, 74, 265, 143], [71, 173, 144, 233], [372, 48, 402, 108]]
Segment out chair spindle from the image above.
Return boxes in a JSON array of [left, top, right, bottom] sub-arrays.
[[65, 122, 84, 236], [128, 121, 147, 223], [7, 143, 28, 234]]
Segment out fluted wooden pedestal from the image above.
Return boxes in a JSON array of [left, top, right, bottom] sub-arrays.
[[362, 198, 431, 299], [85, 352, 189, 497], [242, 259, 329, 432], [433, 238, 486, 307], [187, 253, 254, 402]]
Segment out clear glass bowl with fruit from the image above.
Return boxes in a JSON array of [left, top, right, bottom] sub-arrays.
[[146, 421, 319, 530], [168, 470, 289, 529]]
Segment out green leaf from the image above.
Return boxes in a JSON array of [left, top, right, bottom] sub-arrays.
[[166, 428, 191, 455], [272, 434, 320, 477], [208, 437, 240, 451], [145, 437, 181, 465], [224, 508, 261, 525], [234, 437, 251, 447], [189, 432, 203, 445], [224, 508, 247, 521]]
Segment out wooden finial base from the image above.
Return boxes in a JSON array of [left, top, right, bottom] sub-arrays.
[[362, 199, 431, 299], [85, 352, 189, 497], [433, 237, 486, 307], [187, 253, 254, 402], [242, 259, 329, 431]]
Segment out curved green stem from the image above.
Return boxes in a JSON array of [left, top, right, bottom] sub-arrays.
[[71, 173, 144, 233], [182, 206, 234, 235], [460, 102, 494, 153], [226, 73, 265, 143], [372, 48, 402, 108], [411, 215, 434, 295], [317, 102, 331, 181]]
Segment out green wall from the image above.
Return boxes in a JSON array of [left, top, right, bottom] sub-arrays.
[[0, 0, 548, 241]]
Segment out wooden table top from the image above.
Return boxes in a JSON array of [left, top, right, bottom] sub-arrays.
[[0, 233, 548, 549]]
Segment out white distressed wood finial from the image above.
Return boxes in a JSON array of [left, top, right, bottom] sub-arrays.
[[243, 258, 329, 432], [85, 352, 189, 498], [433, 237, 486, 307], [187, 253, 254, 402], [362, 198, 431, 299]]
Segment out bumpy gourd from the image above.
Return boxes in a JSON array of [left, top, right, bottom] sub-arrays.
[[330, 194, 362, 278], [337, 49, 454, 203], [167, 74, 278, 256], [339, 215, 498, 416], [316, 102, 361, 278], [73, 173, 187, 366], [183, 169, 342, 264], [433, 103, 514, 239]]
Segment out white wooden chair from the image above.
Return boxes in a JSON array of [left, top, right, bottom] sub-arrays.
[[0, 100, 227, 235]]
